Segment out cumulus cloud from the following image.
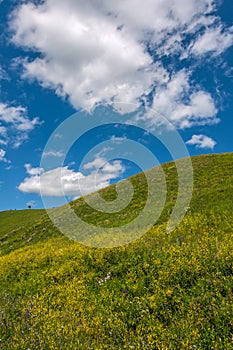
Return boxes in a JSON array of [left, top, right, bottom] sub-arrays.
[[9, 0, 232, 122], [18, 156, 125, 197], [151, 70, 218, 129], [10, 0, 165, 112], [0, 102, 41, 148], [25, 163, 44, 176], [186, 134, 217, 149], [0, 103, 39, 131]]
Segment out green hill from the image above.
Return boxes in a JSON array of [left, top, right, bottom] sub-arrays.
[[0, 153, 233, 349]]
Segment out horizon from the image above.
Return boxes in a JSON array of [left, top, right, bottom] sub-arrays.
[[0, 0, 233, 211], [0, 151, 231, 213]]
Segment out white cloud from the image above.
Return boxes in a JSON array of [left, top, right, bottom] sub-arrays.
[[27, 200, 37, 208], [0, 126, 7, 137], [186, 134, 217, 149], [151, 70, 218, 129], [54, 133, 63, 139], [0, 103, 40, 131], [0, 102, 41, 148], [83, 156, 107, 171], [0, 66, 9, 81], [0, 149, 10, 163], [18, 156, 125, 197], [25, 163, 44, 176], [42, 150, 64, 158], [0, 139, 7, 146], [10, 0, 166, 112], [190, 26, 233, 56], [0, 126, 7, 145], [9, 0, 231, 118], [0, 149, 7, 162], [109, 135, 127, 144]]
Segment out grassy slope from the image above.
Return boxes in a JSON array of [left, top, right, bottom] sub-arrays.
[[0, 153, 232, 349], [0, 209, 45, 237]]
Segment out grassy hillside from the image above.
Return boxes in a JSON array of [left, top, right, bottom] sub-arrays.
[[0, 153, 232, 349]]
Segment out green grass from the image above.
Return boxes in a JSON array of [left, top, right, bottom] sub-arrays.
[[0, 153, 232, 349], [0, 209, 46, 237], [0, 209, 53, 256]]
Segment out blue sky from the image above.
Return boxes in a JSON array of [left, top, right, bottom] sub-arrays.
[[0, 0, 232, 211]]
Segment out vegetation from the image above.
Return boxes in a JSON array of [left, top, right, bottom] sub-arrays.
[[0, 153, 232, 349]]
